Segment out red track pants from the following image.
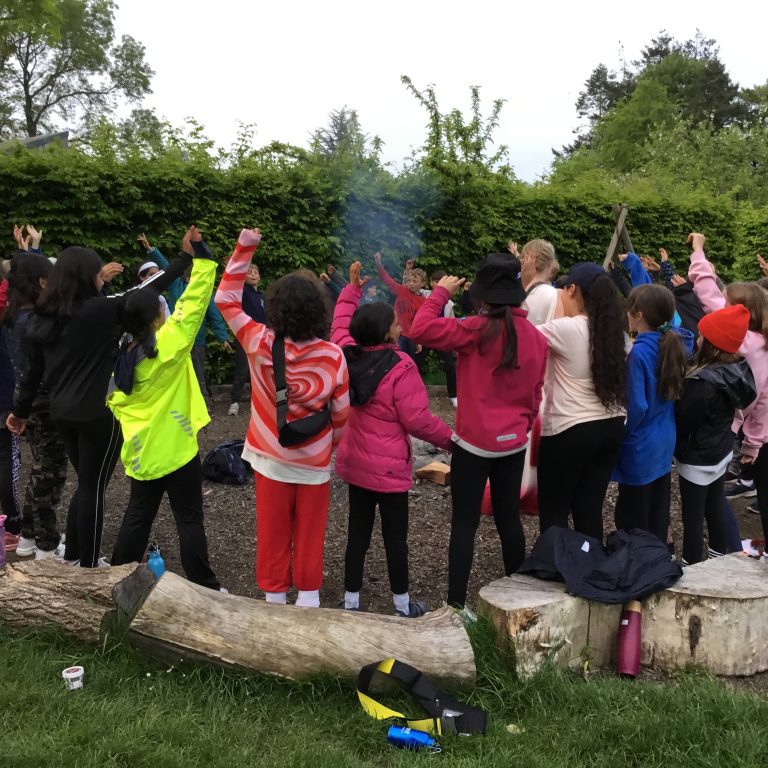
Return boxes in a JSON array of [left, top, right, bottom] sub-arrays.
[[254, 472, 330, 593]]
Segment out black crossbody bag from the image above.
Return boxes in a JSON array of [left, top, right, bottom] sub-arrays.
[[273, 336, 331, 447]]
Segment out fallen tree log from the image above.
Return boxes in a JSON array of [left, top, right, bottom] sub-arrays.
[[0, 560, 139, 643], [119, 570, 476, 687]]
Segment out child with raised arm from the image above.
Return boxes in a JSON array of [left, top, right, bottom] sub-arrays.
[[215, 229, 349, 608], [108, 227, 221, 590], [332, 261, 452, 617], [410, 254, 548, 609]]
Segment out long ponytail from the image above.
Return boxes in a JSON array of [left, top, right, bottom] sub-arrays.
[[479, 305, 518, 370]]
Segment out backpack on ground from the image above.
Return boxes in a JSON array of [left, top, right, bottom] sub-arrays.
[[201, 440, 250, 485]]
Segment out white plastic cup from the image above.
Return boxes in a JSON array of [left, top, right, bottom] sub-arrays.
[[62, 665, 85, 690]]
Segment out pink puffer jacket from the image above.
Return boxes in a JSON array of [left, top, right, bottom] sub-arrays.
[[332, 284, 453, 493]]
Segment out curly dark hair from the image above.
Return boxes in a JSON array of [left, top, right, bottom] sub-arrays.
[[265, 273, 331, 341], [582, 273, 627, 410]]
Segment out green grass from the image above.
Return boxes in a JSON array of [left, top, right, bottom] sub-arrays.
[[1, 619, 766, 767]]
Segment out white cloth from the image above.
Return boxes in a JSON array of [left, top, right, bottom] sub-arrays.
[[245, 449, 329, 485], [522, 283, 558, 326], [451, 433, 527, 458], [537, 315, 627, 436], [675, 453, 732, 487], [421, 289, 455, 318]]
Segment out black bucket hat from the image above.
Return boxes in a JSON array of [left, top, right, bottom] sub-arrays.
[[469, 253, 526, 307]]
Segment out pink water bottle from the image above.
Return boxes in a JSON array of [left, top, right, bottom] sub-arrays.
[[0, 515, 7, 568], [616, 600, 642, 678]]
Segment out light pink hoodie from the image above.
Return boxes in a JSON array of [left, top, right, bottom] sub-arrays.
[[688, 249, 768, 458]]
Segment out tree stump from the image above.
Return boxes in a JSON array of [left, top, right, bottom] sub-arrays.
[[121, 570, 476, 687], [0, 560, 139, 643], [478, 574, 621, 677]]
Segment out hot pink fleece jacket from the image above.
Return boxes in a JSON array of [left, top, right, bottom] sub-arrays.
[[331, 284, 452, 493], [410, 286, 548, 454], [688, 249, 768, 458]]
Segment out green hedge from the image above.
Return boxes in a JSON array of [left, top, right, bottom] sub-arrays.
[[1, 145, 765, 382]]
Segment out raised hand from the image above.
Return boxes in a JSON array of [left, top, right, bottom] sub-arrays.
[[659, 247, 669, 262], [99, 262, 123, 283], [181, 226, 195, 256], [671, 274, 686, 287], [687, 232, 706, 253], [757, 254, 768, 277], [507, 240, 519, 257], [405, 258, 416, 270], [25, 224, 42, 249], [13, 224, 30, 251], [189, 225, 202, 242], [373, 252, 383, 266], [137, 233, 152, 251], [437, 275, 466, 297], [349, 260, 369, 288], [327, 265, 336, 276], [641, 255, 660, 272], [238, 228, 262, 248], [319, 273, 330, 284], [618, 253, 628, 262]]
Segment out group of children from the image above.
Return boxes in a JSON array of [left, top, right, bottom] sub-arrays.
[[1, 222, 766, 616]]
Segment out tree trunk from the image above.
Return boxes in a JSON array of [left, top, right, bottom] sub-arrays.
[[121, 571, 476, 687], [0, 560, 139, 642]]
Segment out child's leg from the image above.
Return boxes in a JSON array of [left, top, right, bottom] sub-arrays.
[[230, 341, 249, 404], [615, 483, 651, 533], [488, 451, 526, 575], [344, 484, 378, 600], [438, 350, 457, 399], [447, 445, 489, 608], [378, 491, 410, 599], [111, 475, 165, 566], [678, 476, 708, 564], [703, 475, 728, 557], [23, 410, 67, 552], [254, 473, 296, 600], [292, 480, 330, 607], [165, 455, 220, 589], [190, 345, 211, 405], [0, 426, 21, 535], [751, 442, 768, 543], [648, 473, 672, 545], [570, 418, 625, 542]]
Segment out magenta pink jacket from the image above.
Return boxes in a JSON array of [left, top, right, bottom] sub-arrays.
[[331, 284, 453, 493], [410, 287, 548, 453], [689, 249, 768, 459]]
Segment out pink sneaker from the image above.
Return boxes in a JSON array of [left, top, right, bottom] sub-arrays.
[[4, 531, 20, 552]]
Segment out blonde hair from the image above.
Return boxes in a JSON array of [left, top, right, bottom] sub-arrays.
[[521, 239, 557, 276], [409, 268, 427, 284]]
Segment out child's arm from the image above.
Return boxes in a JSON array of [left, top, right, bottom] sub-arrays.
[[620, 252, 653, 287], [331, 261, 369, 348], [215, 229, 269, 355], [374, 252, 404, 296], [624, 349, 650, 435], [409, 282, 477, 353], [392, 364, 453, 451], [686, 233, 726, 313], [330, 357, 350, 447]]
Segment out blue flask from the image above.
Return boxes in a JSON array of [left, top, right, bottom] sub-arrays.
[[147, 546, 166, 579], [387, 725, 439, 751]]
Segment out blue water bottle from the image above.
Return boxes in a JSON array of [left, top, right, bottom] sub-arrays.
[[387, 725, 439, 752], [147, 545, 165, 579]]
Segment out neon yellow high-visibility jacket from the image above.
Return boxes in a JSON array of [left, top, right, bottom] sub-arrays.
[[108, 258, 215, 480]]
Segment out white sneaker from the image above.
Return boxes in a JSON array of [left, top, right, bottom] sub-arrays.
[[228, 402, 239, 416], [35, 541, 66, 560], [450, 397, 458, 408], [16, 536, 36, 557]]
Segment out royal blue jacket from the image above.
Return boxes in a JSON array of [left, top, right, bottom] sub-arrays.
[[612, 329, 694, 486]]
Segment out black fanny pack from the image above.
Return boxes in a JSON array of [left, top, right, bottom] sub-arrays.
[[273, 336, 331, 448]]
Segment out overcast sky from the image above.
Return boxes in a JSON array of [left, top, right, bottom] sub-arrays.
[[113, 1, 767, 182]]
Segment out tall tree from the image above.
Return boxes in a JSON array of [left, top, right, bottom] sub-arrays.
[[0, 0, 153, 138]]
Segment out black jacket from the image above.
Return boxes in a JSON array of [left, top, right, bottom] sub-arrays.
[[14, 252, 191, 422], [519, 527, 683, 603], [675, 360, 756, 466], [672, 281, 706, 340]]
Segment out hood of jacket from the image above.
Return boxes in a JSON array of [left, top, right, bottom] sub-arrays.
[[690, 360, 756, 410]]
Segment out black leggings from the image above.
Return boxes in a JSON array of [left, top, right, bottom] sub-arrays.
[[111, 455, 219, 589], [615, 473, 672, 543], [344, 484, 409, 595], [448, 444, 526, 608], [230, 340, 250, 403], [538, 417, 625, 542], [678, 474, 727, 564], [57, 410, 122, 568], [750, 442, 768, 544]]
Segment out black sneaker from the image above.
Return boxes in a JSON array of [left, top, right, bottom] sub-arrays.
[[395, 600, 428, 618], [746, 501, 761, 515], [724, 479, 757, 499]]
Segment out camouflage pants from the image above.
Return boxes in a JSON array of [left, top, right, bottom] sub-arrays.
[[0, 426, 21, 533], [21, 409, 68, 551]]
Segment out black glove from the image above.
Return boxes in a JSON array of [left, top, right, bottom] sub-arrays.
[[191, 240, 215, 261]]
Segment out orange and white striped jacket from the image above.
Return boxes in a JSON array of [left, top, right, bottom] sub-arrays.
[[215, 241, 349, 477]]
